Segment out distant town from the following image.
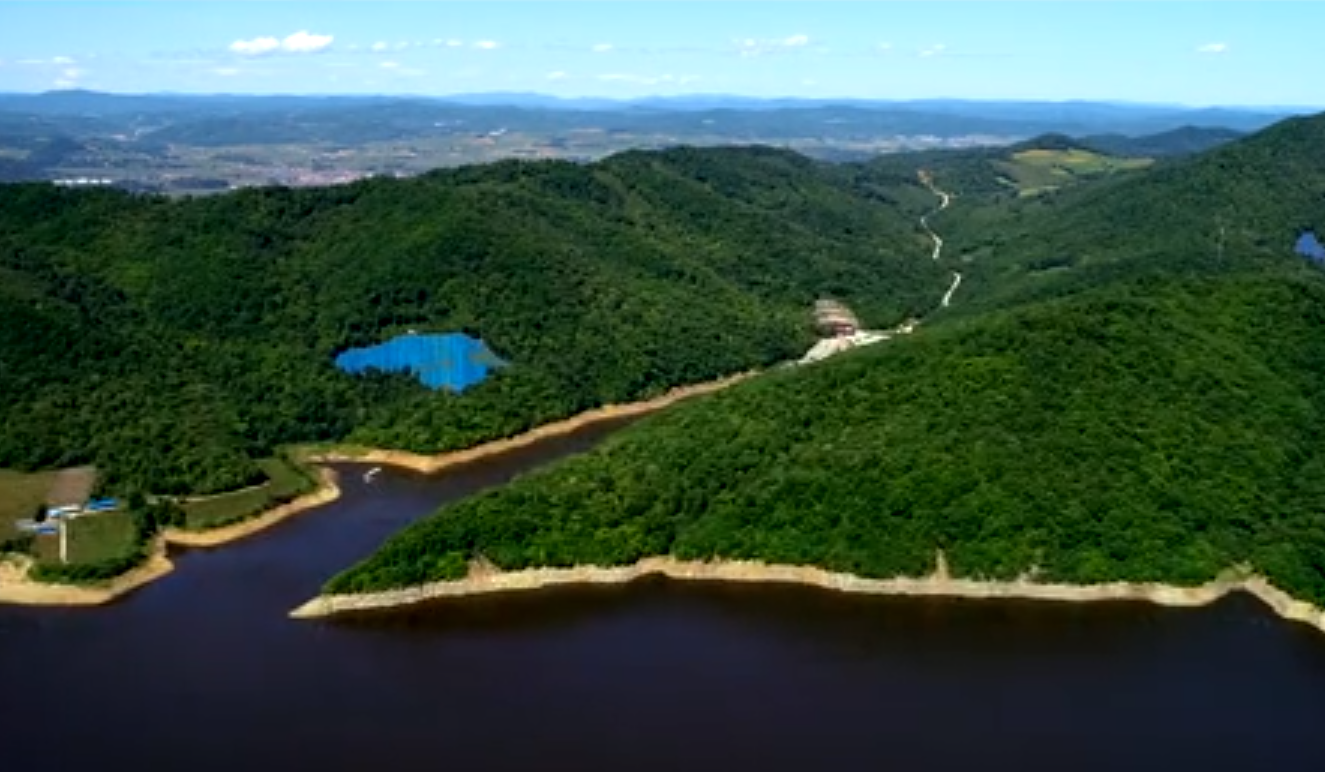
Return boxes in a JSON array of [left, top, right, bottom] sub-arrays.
[[0, 91, 1296, 195]]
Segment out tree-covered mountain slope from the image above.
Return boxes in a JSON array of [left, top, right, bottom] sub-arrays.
[[934, 112, 1325, 315], [0, 146, 948, 495], [1079, 126, 1244, 158], [325, 114, 1325, 607]]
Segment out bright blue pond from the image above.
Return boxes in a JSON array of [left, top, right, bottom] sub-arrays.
[[335, 333, 506, 392], [1296, 231, 1325, 262]]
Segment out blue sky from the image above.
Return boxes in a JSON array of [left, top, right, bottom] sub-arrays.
[[0, 2, 1320, 107]]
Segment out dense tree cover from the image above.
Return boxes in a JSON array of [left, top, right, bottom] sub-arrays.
[[0, 145, 947, 496], [326, 113, 1325, 607], [932, 113, 1325, 317], [1078, 126, 1244, 158], [326, 273, 1325, 606]]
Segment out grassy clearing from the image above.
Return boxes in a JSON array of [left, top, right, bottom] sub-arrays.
[[294, 442, 372, 459], [181, 457, 313, 530], [1012, 148, 1154, 172], [0, 469, 55, 540], [1, 468, 135, 570], [31, 511, 138, 566], [995, 149, 1154, 194], [66, 513, 138, 565]]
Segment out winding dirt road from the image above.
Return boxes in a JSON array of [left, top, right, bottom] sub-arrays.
[[798, 171, 962, 365], [919, 173, 961, 308], [920, 190, 951, 260], [940, 271, 963, 308]]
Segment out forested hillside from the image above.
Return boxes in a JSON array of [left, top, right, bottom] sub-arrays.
[[326, 113, 1325, 607], [936, 113, 1325, 314], [0, 146, 948, 495], [1079, 126, 1244, 158]]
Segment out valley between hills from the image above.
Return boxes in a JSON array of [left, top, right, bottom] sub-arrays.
[[3, 109, 1324, 633]]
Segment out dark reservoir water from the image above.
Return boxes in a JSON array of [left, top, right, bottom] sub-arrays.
[[3, 419, 1325, 772]]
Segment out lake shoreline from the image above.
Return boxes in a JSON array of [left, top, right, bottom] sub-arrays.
[[0, 541, 175, 606], [0, 374, 751, 607], [162, 466, 342, 548], [289, 556, 1325, 637], [302, 371, 754, 473], [0, 466, 344, 607]]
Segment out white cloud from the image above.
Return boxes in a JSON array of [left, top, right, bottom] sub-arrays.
[[372, 41, 389, 52], [230, 30, 334, 56], [473, 40, 500, 50], [212, 67, 241, 77], [876, 42, 893, 52], [230, 36, 281, 56], [380, 60, 400, 69], [48, 64, 84, 88], [919, 43, 947, 58], [1197, 42, 1229, 54], [735, 34, 812, 57], [50, 55, 76, 65], [282, 30, 334, 54], [592, 43, 613, 53], [546, 70, 568, 80], [446, 39, 464, 48]]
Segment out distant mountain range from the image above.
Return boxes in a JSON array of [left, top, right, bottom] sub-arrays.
[[0, 90, 1301, 137], [0, 90, 1301, 189]]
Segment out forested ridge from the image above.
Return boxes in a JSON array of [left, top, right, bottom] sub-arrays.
[[929, 114, 1325, 315], [327, 113, 1325, 607], [0, 145, 948, 496]]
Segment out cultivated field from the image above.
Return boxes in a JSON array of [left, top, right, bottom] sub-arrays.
[[28, 512, 139, 566], [0, 469, 55, 538], [995, 148, 1153, 196], [181, 457, 313, 530], [2, 466, 134, 567]]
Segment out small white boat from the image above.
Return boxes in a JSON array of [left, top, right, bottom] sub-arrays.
[[363, 466, 382, 483]]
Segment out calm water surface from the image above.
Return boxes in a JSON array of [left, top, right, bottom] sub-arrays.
[[3, 418, 1325, 772]]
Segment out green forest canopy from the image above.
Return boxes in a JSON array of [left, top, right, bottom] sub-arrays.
[[326, 113, 1325, 607], [0, 145, 950, 496]]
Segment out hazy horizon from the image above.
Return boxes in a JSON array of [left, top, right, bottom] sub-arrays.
[[4, 88, 1316, 115], [2, 2, 1321, 108]]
